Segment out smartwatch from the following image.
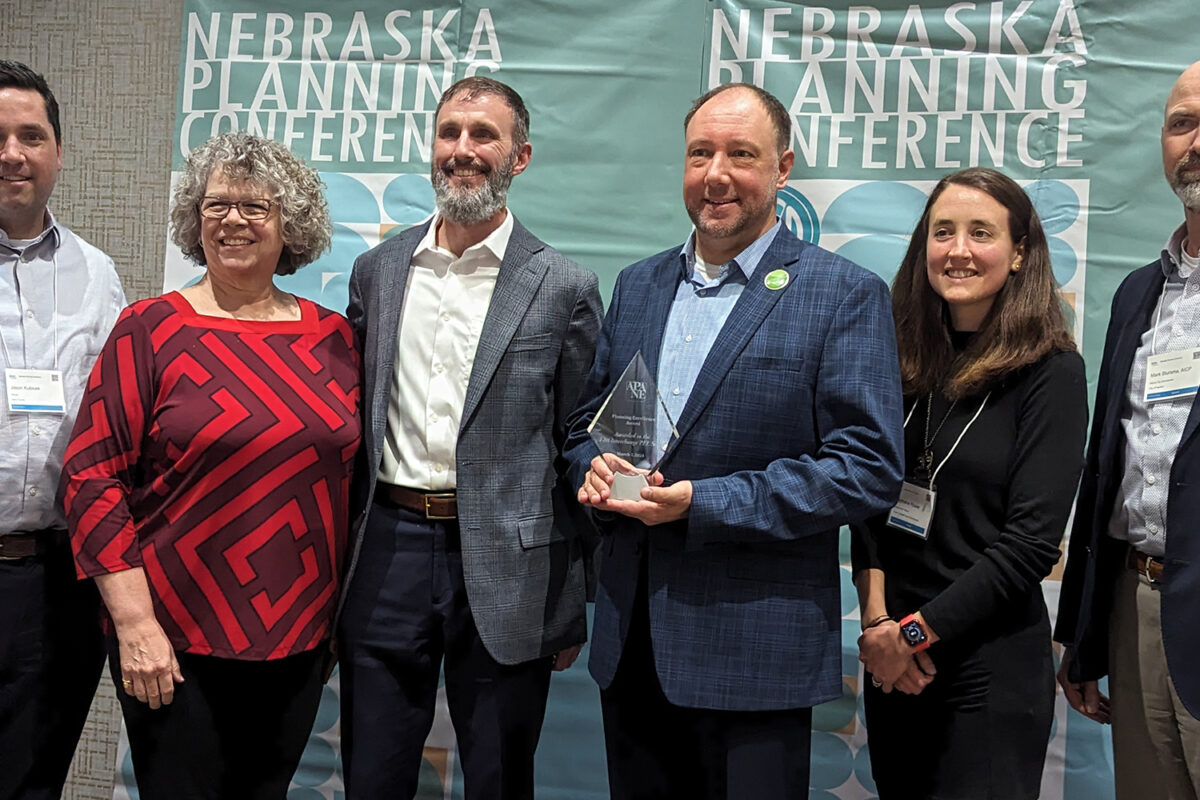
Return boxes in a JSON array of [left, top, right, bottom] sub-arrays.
[[898, 613, 931, 652]]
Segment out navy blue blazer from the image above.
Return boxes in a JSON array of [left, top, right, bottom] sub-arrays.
[[1056, 252, 1200, 717], [563, 228, 904, 711]]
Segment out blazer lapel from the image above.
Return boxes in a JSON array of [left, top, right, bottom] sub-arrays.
[[460, 219, 548, 430], [664, 245, 799, 457]]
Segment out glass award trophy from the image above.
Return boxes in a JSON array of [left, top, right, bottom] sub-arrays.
[[586, 351, 678, 501]]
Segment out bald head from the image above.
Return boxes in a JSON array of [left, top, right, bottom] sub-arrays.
[[1163, 61, 1200, 210]]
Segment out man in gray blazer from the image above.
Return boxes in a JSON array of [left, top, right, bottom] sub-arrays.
[[336, 76, 603, 800]]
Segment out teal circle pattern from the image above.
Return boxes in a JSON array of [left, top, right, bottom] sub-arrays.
[[824, 182, 926, 236], [776, 186, 820, 244], [810, 731, 855, 790], [277, 223, 369, 308], [1025, 179, 1080, 235], [840, 565, 858, 618], [835, 234, 909, 286], [814, 676, 859, 733], [1049, 236, 1078, 285], [312, 684, 340, 734], [291, 736, 336, 787], [383, 174, 436, 225], [287, 789, 328, 800], [855, 739, 879, 793], [320, 173, 381, 224]]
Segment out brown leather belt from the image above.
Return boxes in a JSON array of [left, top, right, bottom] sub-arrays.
[[0, 533, 45, 560], [1127, 547, 1165, 584], [378, 484, 457, 520]]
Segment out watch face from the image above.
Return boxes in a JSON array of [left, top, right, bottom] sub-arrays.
[[901, 620, 927, 646]]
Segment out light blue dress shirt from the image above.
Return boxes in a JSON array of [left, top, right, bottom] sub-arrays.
[[0, 213, 125, 534], [1109, 224, 1198, 557], [654, 221, 782, 458]]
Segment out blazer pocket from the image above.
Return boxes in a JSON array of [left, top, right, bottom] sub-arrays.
[[737, 354, 805, 373], [508, 332, 556, 352], [518, 514, 565, 549]]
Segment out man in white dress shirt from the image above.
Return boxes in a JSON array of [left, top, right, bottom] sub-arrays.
[[336, 76, 603, 800]]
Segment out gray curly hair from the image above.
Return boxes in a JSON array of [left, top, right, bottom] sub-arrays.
[[170, 133, 331, 276]]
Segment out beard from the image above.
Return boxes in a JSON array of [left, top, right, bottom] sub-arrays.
[[685, 192, 777, 242], [432, 148, 518, 225], [1169, 152, 1200, 210]]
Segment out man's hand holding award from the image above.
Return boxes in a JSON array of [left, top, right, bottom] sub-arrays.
[[580, 352, 686, 522]]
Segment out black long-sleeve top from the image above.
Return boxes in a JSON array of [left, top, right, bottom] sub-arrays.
[[851, 348, 1088, 642]]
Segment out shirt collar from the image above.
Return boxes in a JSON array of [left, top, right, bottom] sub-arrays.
[[1161, 223, 1192, 277], [414, 210, 514, 264], [0, 209, 60, 253], [679, 220, 782, 284]]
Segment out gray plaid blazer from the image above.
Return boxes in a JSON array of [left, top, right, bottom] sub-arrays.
[[338, 216, 603, 664]]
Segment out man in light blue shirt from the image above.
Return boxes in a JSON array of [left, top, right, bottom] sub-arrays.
[[0, 60, 126, 800], [1057, 60, 1200, 800]]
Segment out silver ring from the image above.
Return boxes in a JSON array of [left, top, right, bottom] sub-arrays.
[[870, 676, 882, 688]]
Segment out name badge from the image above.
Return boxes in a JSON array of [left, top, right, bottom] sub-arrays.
[[5, 368, 66, 414], [1144, 348, 1200, 403], [886, 481, 936, 539]]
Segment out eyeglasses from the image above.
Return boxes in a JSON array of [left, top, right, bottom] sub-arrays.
[[199, 197, 277, 221]]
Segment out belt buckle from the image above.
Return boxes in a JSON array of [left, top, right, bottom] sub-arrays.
[[424, 492, 456, 520], [1145, 554, 1160, 585]]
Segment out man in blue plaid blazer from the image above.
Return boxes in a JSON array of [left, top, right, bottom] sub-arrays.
[[564, 84, 904, 799]]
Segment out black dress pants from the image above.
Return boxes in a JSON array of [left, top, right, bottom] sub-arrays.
[[863, 607, 1054, 799], [600, 562, 813, 800], [112, 645, 325, 800], [338, 502, 554, 800], [0, 530, 105, 800]]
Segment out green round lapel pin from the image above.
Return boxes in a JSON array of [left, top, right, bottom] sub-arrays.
[[764, 269, 789, 290]]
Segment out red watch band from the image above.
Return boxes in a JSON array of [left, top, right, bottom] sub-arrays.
[[898, 613, 932, 652]]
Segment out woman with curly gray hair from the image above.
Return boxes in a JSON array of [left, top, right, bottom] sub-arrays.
[[62, 132, 361, 799]]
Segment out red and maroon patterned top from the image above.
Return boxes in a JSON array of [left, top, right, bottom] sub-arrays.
[[62, 292, 361, 660]]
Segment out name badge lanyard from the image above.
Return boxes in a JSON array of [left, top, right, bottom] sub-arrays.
[[887, 392, 990, 538], [1142, 276, 1200, 404], [0, 251, 66, 415]]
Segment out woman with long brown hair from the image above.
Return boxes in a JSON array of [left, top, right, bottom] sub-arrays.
[[852, 167, 1087, 798]]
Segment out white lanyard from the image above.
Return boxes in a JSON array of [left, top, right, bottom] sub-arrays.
[[902, 392, 991, 488], [0, 249, 59, 370]]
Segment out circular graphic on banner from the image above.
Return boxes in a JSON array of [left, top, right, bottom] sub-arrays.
[[320, 173, 381, 224], [810, 731, 855, 790], [777, 186, 820, 244], [1026, 179, 1080, 235], [824, 182, 927, 236], [383, 174, 437, 226]]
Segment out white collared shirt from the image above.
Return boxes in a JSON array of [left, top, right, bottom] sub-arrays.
[[378, 212, 513, 489]]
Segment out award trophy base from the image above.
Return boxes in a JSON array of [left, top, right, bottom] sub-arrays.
[[610, 471, 649, 502]]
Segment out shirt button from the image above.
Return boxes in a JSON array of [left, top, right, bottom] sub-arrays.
[[24, 309, 33, 319], [31, 425, 40, 435], [434, 363, 444, 373], [673, 387, 681, 395], [1152, 424, 1163, 435], [27, 487, 38, 497], [434, 463, 445, 473], [442, 313, 451, 322], [429, 414, 438, 423], [1147, 474, 1157, 485], [685, 334, 693, 343], [1149, 523, 1160, 534]]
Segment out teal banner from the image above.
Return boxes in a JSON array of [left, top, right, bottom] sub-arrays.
[[144, 1, 1197, 798]]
